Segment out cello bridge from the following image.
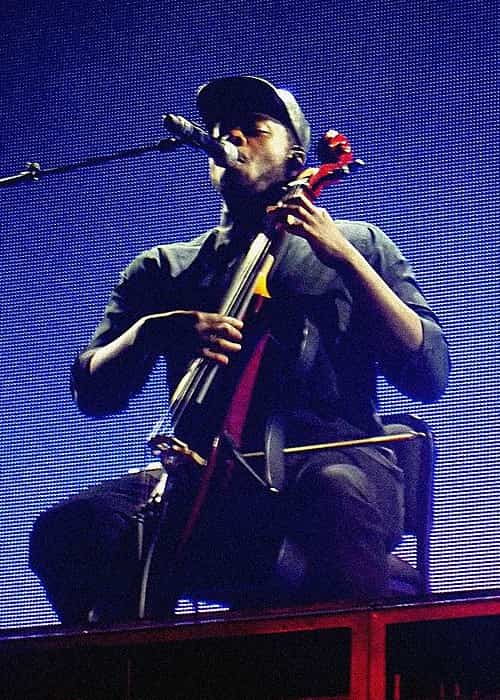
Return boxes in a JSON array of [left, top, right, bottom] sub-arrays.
[[148, 434, 207, 468]]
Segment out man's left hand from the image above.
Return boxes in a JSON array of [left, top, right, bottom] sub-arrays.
[[266, 193, 354, 266]]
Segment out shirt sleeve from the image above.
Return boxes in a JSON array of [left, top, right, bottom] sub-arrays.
[[364, 224, 451, 402], [70, 247, 172, 416]]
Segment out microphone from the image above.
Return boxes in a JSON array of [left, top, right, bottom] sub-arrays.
[[163, 113, 239, 167]]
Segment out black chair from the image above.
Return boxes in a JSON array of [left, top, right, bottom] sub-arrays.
[[382, 412, 436, 596], [273, 412, 437, 601]]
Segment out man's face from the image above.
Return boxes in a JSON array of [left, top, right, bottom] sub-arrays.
[[209, 113, 295, 201]]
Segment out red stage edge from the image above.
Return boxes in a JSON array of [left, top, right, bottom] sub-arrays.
[[1, 590, 499, 699]]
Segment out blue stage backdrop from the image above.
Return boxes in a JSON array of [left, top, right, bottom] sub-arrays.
[[1, 0, 497, 628]]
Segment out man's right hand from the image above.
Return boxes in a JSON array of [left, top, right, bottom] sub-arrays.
[[142, 310, 244, 366], [88, 310, 244, 378]]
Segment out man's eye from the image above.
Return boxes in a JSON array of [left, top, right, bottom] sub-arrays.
[[216, 123, 271, 138]]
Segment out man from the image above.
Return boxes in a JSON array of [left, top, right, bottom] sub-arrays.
[[30, 76, 450, 624]]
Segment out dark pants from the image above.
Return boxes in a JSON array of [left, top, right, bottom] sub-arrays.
[[280, 445, 404, 601], [29, 445, 404, 624]]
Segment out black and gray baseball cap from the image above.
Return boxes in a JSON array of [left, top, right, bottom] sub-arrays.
[[197, 76, 311, 152]]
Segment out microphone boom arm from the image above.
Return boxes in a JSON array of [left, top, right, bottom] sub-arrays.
[[0, 137, 184, 188]]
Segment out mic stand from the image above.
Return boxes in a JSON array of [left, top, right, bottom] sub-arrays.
[[0, 137, 183, 187]]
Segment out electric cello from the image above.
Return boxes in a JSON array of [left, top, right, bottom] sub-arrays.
[[138, 130, 364, 617]]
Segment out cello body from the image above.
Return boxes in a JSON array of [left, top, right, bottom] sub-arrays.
[[139, 131, 363, 617]]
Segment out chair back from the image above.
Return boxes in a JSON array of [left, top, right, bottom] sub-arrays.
[[382, 413, 436, 593]]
